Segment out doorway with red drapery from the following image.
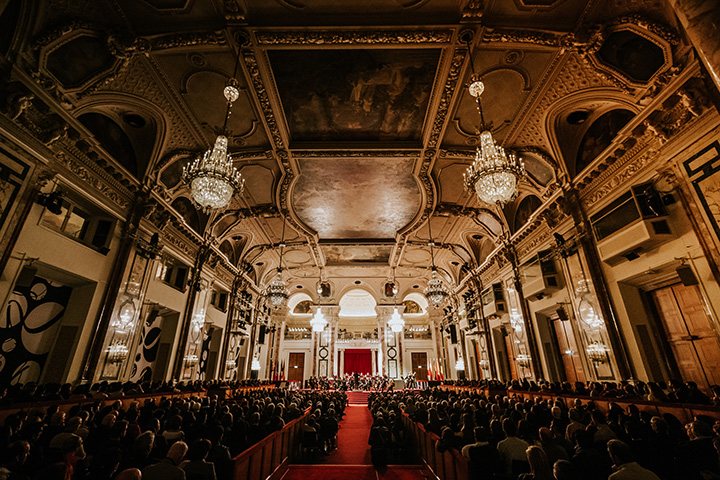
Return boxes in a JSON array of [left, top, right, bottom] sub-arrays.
[[343, 349, 372, 375]]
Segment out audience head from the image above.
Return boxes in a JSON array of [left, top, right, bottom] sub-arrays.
[[187, 439, 212, 462], [553, 459, 580, 480], [166, 441, 188, 465], [114, 468, 142, 480], [607, 439, 634, 466], [501, 418, 517, 437], [526, 446, 554, 480]]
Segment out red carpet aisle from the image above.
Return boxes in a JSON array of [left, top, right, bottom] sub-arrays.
[[309, 405, 373, 464], [281, 405, 429, 480]]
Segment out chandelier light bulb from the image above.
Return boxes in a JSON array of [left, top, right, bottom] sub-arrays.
[[469, 78, 485, 98]]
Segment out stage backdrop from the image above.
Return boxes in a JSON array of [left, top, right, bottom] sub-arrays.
[[344, 348, 372, 375]]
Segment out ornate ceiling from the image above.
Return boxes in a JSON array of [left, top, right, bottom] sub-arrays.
[[2, 0, 691, 302]]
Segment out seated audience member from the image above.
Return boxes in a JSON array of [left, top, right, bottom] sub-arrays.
[[570, 429, 609, 480], [143, 441, 188, 480], [34, 434, 86, 480], [497, 418, 530, 477], [607, 439, 660, 480], [552, 459, 580, 480], [181, 439, 216, 480], [0, 440, 31, 480], [518, 446, 554, 480], [114, 468, 141, 480], [462, 427, 497, 480], [368, 417, 390, 467]]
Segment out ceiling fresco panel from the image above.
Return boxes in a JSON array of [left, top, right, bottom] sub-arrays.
[[323, 244, 394, 265], [292, 157, 421, 239], [269, 49, 441, 143]]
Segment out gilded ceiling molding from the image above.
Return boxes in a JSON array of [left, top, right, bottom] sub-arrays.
[[291, 150, 417, 158], [428, 47, 467, 149], [255, 30, 453, 45], [461, 0, 483, 22], [241, 48, 284, 149], [481, 29, 563, 47], [146, 30, 227, 51]]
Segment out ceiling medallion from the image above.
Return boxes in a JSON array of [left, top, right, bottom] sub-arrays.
[[463, 76, 525, 206], [183, 78, 245, 212]]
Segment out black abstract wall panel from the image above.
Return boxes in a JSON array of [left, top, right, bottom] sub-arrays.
[[1, 277, 72, 385], [130, 309, 163, 382]]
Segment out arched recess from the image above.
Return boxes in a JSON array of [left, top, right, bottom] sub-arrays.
[[512, 194, 542, 233], [75, 94, 167, 182], [339, 288, 378, 317], [170, 196, 208, 234], [402, 292, 428, 315], [465, 233, 496, 266], [574, 109, 635, 176], [545, 89, 639, 179], [288, 293, 313, 315]]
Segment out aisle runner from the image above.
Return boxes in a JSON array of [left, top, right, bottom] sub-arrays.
[[281, 465, 429, 480], [283, 406, 429, 480], [347, 391, 371, 405]]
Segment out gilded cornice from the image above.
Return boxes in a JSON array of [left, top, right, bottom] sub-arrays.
[[53, 150, 131, 211], [255, 30, 453, 45]]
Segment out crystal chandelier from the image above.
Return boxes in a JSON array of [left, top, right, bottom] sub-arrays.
[[183, 78, 245, 212], [463, 76, 525, 206], [425, 268, 449, 306], [264, 216, 288, 307], [265, 269, 289, 307], [423, 220, 449, 306], [387, 307, 405, 333], [310, 307, 328, 332]]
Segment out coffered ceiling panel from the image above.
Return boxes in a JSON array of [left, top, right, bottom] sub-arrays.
[[291, 157, 421, 239], [269, 48, 441, 144]]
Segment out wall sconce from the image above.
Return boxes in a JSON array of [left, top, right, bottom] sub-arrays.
[[586, 341, 609, 363], [251, 356, 261, 371], [106, 343, 129, 365], [184, 354, 199, 368], [225, 359, 236, 369], [516, 354, 532, 369], [455, 357, 465, 371], [479, 358, 489, 369]]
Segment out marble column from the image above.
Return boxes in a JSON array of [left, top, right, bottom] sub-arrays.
[[668, 0, 720, 92]]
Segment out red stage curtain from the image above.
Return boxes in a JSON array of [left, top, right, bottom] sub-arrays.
[[344, 349, 372, 375]]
